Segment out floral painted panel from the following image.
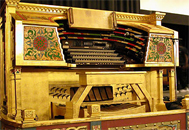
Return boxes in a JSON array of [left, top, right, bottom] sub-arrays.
[[147, 34, 173, 62], [24, 26, 63, 61]]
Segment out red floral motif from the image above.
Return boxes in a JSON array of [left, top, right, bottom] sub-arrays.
[[33, 36, 48, 51], [93, 125, 100, 130], [157, 42, 166, 54]]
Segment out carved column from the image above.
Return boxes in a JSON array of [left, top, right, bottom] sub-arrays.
[[156, 69, 167, 111], [14, 67, 23, 121], [10, 70, 16, 117], [0, 17, 4, 110], [169, 69, 176, 102], [5, 0, 20, 119], [5, 2, 14, 118]]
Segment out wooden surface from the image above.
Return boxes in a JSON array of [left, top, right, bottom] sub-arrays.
[[0, 0, 184, 128], [65, 71, 165, 119], [169, 69, 176, 101]]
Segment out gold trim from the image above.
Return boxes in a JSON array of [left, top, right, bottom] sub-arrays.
[[66, 126, 87, 130], [15, 20, 75, 67], [117, 13, 149, 22], [5, 0, 20, 6], [1, 108, 185, 128], [19, 109, 185, 128], [16, 2, 165, 25], [50, 16, 67, 21], [112, 11, 117, 28], [21, 20, 59, 26], [11, 2, 173, 34], [117, 21, 174, 34], [0, 24, 4, 114], [67, 8, 115, 30], [109, 120, 180, 130], [68, 8, 74, 24], [116, 12, 165, 24], [15, 11, 67, 26], [15, 3, 166, 30], [124, 63, 175, 68], [17, 2, 68, 14]]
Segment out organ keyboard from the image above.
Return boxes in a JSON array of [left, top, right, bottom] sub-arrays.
[[58, 20, 148, 65]]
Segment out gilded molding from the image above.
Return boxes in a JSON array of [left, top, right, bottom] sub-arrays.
[[108, 120, 180, 130], [17, 4, 67, 14], [15, 3, 165, 23], [116, 13, 149, 22], [150, 12, 165, 21], [116, 12, 165, 23], [45, 126, 87, 130], [5, 0, 20, 6]]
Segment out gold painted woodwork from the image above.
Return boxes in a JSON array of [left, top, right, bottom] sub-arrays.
[[5, 3, 16, 119], [22, 109, 36, 123], [49, 84, 72, 105], [81, 100, 147, 107], [20, 69, 79, 121], [0, 18, 4, 111], [113, 84, 133, 102], [0, 67, 175, 121], [17, 2, 67, 14], [15, 21, 75, 67], [169, 69, 176, 102], [15, 2, 67, 26], [51, 126, 87, 130], [0, 0, 187, 129], [156, 69, 167, 111], [14, 67, 22, 121], [101, 104, 146, 117], [116, 12, 165, 24], [5, 0, 20, 6], [12, 1, 178, 67], [67, 8, 116, 30], [0, 109, 185, 129], [108, 120, 180, 130], [14, 2, 172, 33], [182, 95, 189, 109], [65, 71, 161, 119], [11, 2, 175, 34], [87, 104, 101, 118], [9, 0, 179, 71]]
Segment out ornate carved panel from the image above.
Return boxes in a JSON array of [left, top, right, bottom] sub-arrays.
[[146, 34, 173, 62], [24, 26, 63, 61]]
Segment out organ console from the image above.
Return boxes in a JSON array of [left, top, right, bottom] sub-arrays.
[[0, 0, 188, 129]]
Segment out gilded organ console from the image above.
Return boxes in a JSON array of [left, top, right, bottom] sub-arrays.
[[0, 0, 188, 129]]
